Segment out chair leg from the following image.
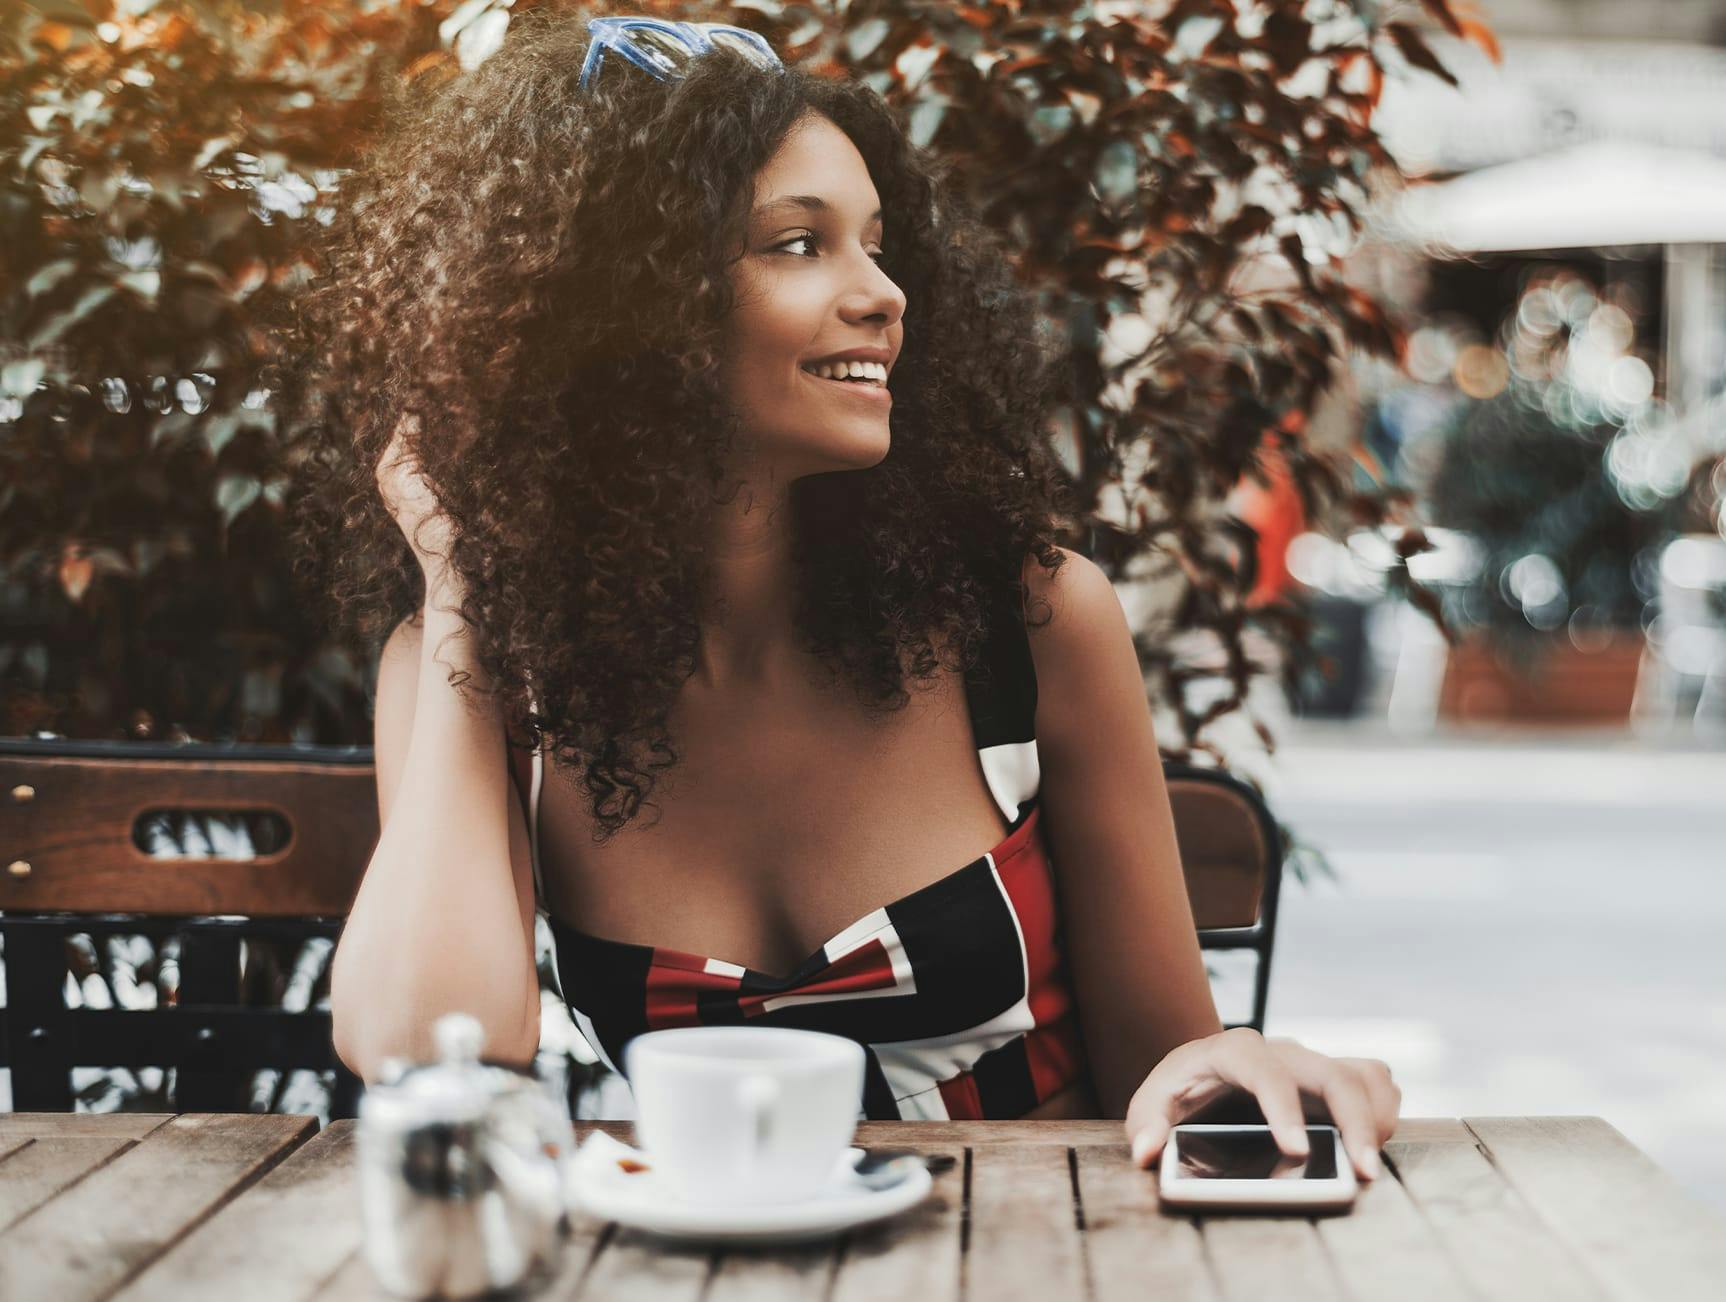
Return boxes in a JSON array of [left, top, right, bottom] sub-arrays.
[[175, 932, 250, 1111], [5, 925, 74, 1111]]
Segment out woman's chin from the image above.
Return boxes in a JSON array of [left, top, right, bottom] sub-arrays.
[[809, 429, 890, 472]]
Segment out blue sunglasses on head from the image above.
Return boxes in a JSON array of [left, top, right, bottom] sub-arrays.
[[579, 16, 784, 94]]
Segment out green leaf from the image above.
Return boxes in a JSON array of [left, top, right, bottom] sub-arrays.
[[204, 411, 242, 456], [1028, 105, 1075, 146], [148, 409, 197, 449], [1, 358, 46, 398], [1094, 139, 1138, 204], [26, 259, 78, 299], [118, 269, 161, 303], [192, 135, 240, 172], [217, 475, 261, 525], [438, 0, 494, 46], [27, 284, 116, 351], [845, 18, 890, 62], [908, 99, 947, 150]]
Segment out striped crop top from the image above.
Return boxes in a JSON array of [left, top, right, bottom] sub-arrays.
[[506, 601, 1091, 1121]]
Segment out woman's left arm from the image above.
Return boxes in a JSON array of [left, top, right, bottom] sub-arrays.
[[1023, 548, 1401, 1180]]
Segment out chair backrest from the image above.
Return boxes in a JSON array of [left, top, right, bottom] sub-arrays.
[[0, 739, 1284, 1113], [0, 738, 375, 1114], [1163, 762, 1285, 1031]]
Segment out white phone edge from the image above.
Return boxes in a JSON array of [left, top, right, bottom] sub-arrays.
[[1157, 1124, 1359, 1209]]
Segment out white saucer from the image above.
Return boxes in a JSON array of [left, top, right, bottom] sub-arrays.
[[567, 1132, 934, 1245]]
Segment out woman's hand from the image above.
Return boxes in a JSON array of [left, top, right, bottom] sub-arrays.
[[1124, 1027, 1401, 1181], [375, 414, 459, 601]]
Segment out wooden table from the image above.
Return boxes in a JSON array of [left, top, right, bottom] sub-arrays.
[[2, 1114, 1722, 1300]]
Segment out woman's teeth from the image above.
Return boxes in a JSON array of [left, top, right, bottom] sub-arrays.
[[801, 359, 887, 386]]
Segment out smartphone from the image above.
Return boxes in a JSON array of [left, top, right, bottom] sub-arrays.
[[1158, 1124, 1359, 1211]]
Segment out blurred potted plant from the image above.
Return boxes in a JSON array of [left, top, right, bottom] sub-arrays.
[[1423, 271, 1660, 722]]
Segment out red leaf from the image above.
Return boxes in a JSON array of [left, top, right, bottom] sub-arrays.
[[1416, 0, 1465, 37], [1385, 23, 1460, 87], [1459, 15, 1501, 63]]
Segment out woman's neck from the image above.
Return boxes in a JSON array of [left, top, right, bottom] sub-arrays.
[[693, 477, 800, 691]]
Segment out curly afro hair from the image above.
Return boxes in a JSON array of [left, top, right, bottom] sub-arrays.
[[282, 7, 1077, 841]]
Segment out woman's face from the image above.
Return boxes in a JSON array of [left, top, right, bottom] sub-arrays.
[[720, 112, 907, 479]]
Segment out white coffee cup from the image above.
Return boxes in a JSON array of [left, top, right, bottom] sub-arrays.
[[624, 1026, 865, 1206]]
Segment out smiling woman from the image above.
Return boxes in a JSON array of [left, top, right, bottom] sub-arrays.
[[284, 7, 1398, 1164], [720, 116, 904, 480]]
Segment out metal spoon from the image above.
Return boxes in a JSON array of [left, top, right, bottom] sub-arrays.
[[848, 1147, 957, 1190]]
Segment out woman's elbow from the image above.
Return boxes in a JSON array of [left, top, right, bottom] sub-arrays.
[[329, 973, 541, 1085]]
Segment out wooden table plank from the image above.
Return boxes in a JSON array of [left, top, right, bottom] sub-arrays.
[[0, 1136, 142, 1235], [111, 1124, 362, 1302], [1466, 1116, 1726, 1302], [858, 1120, 1122, 1147], [1314, 1164, 1476, 1302], [0, 1113, 315, 1302], [571, 1229, 713, 1301], [830, 1141, 964, 1302], [967, 1144, 1088, 1301], [1072, 1145, 1219, 1302], [1387, 1118, 1609, 1302], [306, 1249, 388, 1300], [1200, 1215, 1344, 1302], [706, 1240, 841, 1302], [0, 1114, 173, 1141]]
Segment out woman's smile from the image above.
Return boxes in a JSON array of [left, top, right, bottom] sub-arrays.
[[799, 364, 892, 405]]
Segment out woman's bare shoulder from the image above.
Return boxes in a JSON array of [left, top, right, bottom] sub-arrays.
[[1020, 545, 1107, 626]]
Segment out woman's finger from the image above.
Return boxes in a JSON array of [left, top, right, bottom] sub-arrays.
[[1211, 1031, 1309, 1159], [1322, 1067, 1383, 1179], [1338, 1058, 1401, 1145], [1266, 1041, 1386, 1180]]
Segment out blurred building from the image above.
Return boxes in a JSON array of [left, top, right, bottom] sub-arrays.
[[1293, 4, 1726, 735]]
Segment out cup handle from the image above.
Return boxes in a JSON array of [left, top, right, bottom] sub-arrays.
[[735, 1075, 780, 1179]]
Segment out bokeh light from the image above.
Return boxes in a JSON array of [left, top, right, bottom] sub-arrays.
[[1453, 344, 1508, 399]]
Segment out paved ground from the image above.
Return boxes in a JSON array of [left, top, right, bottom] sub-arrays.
[[1253, 722, 1726, 1214]]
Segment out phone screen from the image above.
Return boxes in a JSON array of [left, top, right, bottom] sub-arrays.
[[1175, 1127, 1340, 1180]]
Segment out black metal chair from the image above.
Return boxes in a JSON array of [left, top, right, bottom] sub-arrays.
[[0, 737, 374, 1116], [0, 738, 1282, 1115], [1164, 761, 1285, 1032]]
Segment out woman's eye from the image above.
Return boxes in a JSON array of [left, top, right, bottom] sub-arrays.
[[774, 233, 886, 264]]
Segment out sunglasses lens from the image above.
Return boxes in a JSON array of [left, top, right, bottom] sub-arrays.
[[627, 28, 699, 76], [707, 30, 778, 69]]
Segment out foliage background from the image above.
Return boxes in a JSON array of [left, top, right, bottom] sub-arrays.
[[1, 0, 1478, 754]]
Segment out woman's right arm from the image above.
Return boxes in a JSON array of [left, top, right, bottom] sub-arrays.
[[329, 425, 542, 1081]]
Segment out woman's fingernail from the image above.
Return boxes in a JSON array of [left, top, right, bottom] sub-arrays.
[[1363, 1151, 1381, 1179], [1131, 1131, 1154, 1166]]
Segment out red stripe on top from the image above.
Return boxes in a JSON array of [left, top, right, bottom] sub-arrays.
[[991, 805, 1074, 1029], [937, 1071, 984, 1121], [644, 950, 743, 1030], [1023, 1017, 1085, 1101], [736, 936, 901, 1016]]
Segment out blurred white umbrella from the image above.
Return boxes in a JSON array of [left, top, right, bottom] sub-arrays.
[[1389, 141, 1726, 252]]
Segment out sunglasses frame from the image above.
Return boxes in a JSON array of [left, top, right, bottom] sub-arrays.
[[579, 17, 783, 94]]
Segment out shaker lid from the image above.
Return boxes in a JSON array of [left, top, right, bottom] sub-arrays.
[[360, 1012, 531, 1131]]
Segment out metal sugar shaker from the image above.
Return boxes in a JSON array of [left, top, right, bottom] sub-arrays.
[[357, 1012, 572, 1299]]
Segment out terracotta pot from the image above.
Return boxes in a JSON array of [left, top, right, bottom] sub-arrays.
[[1437, 633, 1645, 724]]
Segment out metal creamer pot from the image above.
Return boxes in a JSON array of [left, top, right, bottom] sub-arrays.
[[357, 1013, 572, 1298]]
